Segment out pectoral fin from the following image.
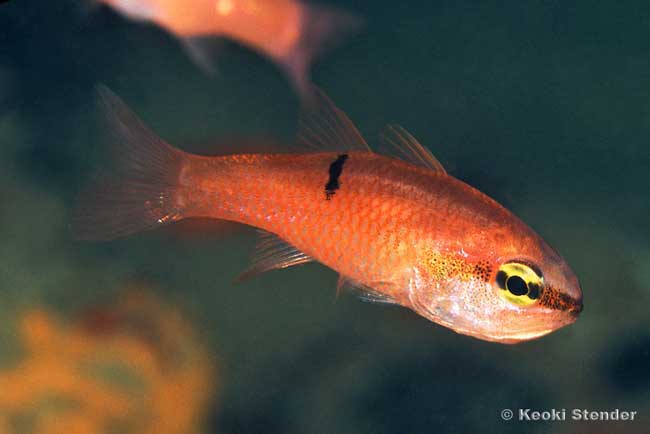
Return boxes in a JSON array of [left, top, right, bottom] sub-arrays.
[[336, 275, 398, 305]]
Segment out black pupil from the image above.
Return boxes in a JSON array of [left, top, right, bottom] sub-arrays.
[[506, 275, 528, 296]]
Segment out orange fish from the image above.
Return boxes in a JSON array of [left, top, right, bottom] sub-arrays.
[[74, 86, 583, 344], [96, 0, 360, 99]]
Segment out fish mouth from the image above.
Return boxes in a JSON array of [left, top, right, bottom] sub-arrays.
[[562, 292, 583, 320], [492, 328, 557, 344], [478, 303, 582, 344], [408, 281, 582, 344], [568, 298, 583, 317], [449, 320, 561, 344]]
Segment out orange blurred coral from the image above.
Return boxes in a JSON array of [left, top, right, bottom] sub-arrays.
[[0, 290, 217, 434]]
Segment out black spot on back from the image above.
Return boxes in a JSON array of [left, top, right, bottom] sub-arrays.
[[325, 154, 349, 200]]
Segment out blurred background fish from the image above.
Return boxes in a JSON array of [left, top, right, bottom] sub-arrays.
[[94, 0, 361, 100]]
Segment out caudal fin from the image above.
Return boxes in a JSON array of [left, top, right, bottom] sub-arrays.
[[284, 3, 363, 102], [73, 85, 187, 240]]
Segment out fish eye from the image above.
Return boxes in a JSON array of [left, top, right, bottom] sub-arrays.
[[506, 275, 528, 295], [495, 262, 543, 307]]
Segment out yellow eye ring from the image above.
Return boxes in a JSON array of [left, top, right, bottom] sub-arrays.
[[495, 262, 543, 307]]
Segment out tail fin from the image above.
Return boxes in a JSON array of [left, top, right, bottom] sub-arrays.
[[284, 2, 363, 101], [73, 85, 187, 240]]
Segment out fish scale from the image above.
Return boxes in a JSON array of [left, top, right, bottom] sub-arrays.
[[179, 152, 487, 298]]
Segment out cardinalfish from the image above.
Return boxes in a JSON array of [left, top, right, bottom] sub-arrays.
[[74, 86, 583, 344], [95, 0, 360, 99]]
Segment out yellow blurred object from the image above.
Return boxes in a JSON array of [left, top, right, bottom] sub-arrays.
[[0, 290, 217, 434]]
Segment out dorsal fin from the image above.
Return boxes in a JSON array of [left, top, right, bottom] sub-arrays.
[[296, 87, 371, 152], [236, 231, 313, 281], [378, 124, 447, 174], [336, 275, 398, 305]]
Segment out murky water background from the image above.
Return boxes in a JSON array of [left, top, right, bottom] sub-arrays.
[[0, 1, 649, 433]]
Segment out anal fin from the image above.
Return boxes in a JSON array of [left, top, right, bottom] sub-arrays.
[[236, 231, 313, 281]]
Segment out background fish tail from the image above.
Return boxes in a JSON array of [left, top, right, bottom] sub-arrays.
[[285, 2, 362, 101], [72, 85, 187, 240]]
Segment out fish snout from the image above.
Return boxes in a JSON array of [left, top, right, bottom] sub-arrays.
[[568, 284, 583, 316], [563, 266, 583, 317]]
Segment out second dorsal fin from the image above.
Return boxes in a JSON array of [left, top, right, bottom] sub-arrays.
[[378, 124, 447, 174], [296, 87, 371, 153]]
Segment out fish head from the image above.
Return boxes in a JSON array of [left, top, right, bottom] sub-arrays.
[[99, 0, 160, 21], [409, 233, 583, 344]]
